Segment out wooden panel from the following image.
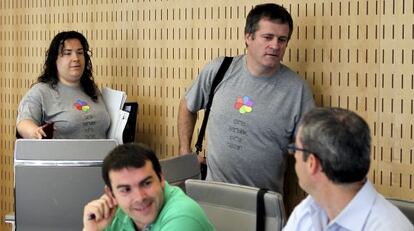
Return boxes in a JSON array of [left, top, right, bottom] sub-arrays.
[[375, 0, 414, 198], [1, 0, 413, 228]]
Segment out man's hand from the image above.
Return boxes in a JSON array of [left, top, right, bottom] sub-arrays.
[[83, 194, 117, 231], [197, 155, 206, 164]]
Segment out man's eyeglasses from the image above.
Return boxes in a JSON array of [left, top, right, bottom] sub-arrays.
[[286, 143, 315, 156], [286, 144, 324, 170]]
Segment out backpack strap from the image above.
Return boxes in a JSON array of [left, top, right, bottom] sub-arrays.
[[195, 56, 233, 155], [256, 188, 268, 231]]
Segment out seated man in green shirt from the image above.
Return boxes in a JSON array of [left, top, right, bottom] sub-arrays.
[[83, 143, 215, 231]]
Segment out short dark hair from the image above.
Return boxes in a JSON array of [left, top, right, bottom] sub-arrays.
[[299, 107, 371, 183], [102, 143, 162, 190], [245, 3, 293, 39], [37, 30, 98, 101]]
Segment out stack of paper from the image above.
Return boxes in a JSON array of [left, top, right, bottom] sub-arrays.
[[102, 87, 129, 144]]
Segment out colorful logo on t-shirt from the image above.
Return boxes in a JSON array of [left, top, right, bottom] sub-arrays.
[[234, 96, 254, 114], [74, 99, 90, 112]]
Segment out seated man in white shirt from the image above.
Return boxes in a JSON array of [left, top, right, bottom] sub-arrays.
[[284, 107, 413, 231]]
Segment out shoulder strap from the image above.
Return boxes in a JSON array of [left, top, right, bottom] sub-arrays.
[[256, 188, 268, 231], [195, 56, 233, 155]]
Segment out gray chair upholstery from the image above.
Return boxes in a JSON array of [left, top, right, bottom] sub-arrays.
[[185, 179, 286, 231], [160, 153, 200, 191], [13, 139, 117, 231], [388, 198, 414, 224]]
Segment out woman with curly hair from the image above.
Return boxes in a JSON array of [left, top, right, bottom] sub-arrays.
[[17, 31, 110, 139]]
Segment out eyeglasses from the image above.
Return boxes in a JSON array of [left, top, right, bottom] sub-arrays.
[[287, 144, 324, 171], [286, 143, 315, 156]]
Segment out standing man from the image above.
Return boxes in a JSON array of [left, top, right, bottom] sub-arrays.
[[284, 107, 413, 230], [178, 3, 314, 193], [83, 143, 215, 231]]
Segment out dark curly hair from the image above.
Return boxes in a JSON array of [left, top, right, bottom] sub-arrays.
[[37, 31, 98, 101]]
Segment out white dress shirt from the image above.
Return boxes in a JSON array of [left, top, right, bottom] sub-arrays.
[[283, 181, 413, 231]]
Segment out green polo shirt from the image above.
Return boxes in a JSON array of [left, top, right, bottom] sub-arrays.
[[104, 182, 215, 231]]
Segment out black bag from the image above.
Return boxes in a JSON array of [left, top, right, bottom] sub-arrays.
[[195, 56, 233, 180]]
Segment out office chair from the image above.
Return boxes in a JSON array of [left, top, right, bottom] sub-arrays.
[[185, 179, 286, 231], [160, 153, 200, 191], [5, 213, 15, 231], [387, 198, 414, 224], [13, 139, 117, 231]]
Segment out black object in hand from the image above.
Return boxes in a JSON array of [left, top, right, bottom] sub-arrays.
[[43, 122, 54, 139]]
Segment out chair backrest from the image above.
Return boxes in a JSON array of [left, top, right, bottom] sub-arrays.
[[160, 153, 200, 191], [185, 179, 286, 231], [387, 198, 414, 224], [14, 139, 117, 231]]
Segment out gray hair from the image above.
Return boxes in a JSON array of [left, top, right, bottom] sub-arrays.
[[299, 107, 371, 183]]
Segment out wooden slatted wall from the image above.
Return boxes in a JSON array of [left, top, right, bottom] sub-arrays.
[[1, 0, 413, 229]]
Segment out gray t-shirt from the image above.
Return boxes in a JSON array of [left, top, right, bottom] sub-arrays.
[[186, 55, 315, 193], [17, 82, 110, 139]]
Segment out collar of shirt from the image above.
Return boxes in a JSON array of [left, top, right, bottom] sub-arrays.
[[328, 180, 377, 230]]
